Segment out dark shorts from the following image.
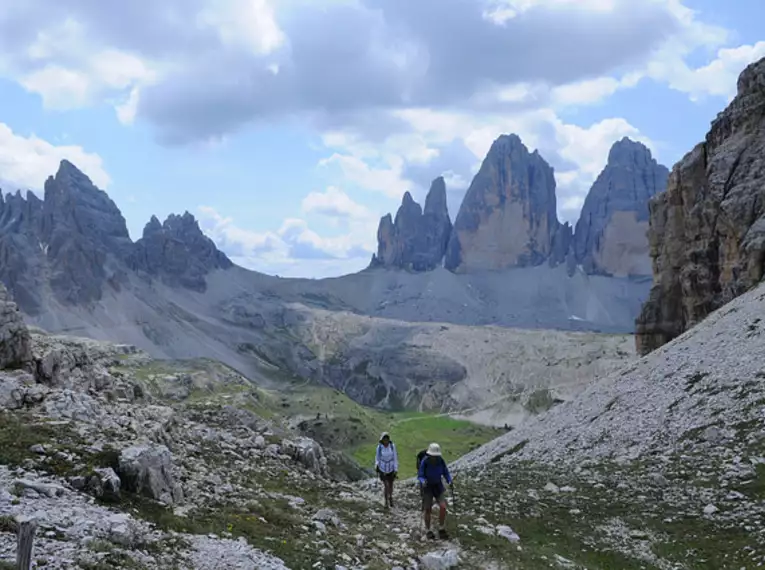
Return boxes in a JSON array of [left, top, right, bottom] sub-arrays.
[[378, 471, 396, 483], [421, 484, 447, 510]]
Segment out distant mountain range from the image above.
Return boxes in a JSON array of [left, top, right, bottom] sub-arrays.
[[371, 135, 668, 279], [0, 132, 669, 411]]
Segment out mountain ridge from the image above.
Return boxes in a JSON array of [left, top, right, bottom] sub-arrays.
[[373, 135, 668, 279]]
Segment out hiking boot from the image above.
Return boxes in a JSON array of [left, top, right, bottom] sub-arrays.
[[438, 528, 449, 540], [426, 530, 436, 540]]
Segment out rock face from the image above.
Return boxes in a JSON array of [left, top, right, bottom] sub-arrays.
[[0, 161, 232, 314], [131, 212, 232, 292], [636, 56, 765, 354], [0, 283, 32, 369], [573, 138, 669, 277], [371, 177, 452, 271], [445, 134, 563, 272]]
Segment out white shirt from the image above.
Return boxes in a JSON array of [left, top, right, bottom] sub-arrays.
[[375, 442, 398, 473]]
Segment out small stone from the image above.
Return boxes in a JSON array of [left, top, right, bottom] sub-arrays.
[[703, 504, 718, 515], [497, 525, 520, 543]]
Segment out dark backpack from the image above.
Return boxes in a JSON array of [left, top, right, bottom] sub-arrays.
[[417, 450, 446, 478], [416, 449, 428, 473]]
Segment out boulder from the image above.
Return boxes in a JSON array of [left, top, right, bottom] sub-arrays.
[[118, 444, 180, 504], [281, 437, 329, 477], [420, 549, 461, 569], [87, 467, 122, 501]]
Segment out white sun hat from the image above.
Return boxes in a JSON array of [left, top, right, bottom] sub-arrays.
[[426, 443, 442, 456]]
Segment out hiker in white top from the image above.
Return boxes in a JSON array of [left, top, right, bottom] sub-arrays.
[[375, 432, 399, 508]]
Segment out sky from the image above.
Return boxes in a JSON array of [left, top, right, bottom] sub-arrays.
[[0, 0, 763, 278]]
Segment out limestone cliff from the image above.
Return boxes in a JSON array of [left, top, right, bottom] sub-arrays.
[[445, 134, 562, 272], [573, 138, 669, 277], [636, 56, 765, 354], [370, 177, 452, 271]]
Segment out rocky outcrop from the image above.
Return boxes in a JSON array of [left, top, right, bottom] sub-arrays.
[[131, 212, 233, 292], [445, 134, 563, 272], [573, 138, 669, 277], [0, 283, 32, 369], [636, 56, 765, 354], [371, 177, 452, 271]]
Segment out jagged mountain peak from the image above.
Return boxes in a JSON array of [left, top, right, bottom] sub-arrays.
[[423, 176, 448, 217], [490, 133, 525, 151], [572, 137, 668, 277], [607, 137, 658, 168], [371, 178, 452, 271], [0, 159, 235, 312], [143, 215, 163, 236], [445, 132, 561, 272], [132, 209, 232, 292]]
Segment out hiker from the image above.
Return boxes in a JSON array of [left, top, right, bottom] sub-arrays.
[[417, 442, 453, 540], [375, 432, 398, 508]]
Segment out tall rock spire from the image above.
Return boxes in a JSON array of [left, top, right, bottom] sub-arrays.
[[371, 177, 452, 271], [573, 137, 669, 277], [444, 134, 561, 273]]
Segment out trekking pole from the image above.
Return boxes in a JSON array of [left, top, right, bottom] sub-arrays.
[[450, 484, 458, 539]]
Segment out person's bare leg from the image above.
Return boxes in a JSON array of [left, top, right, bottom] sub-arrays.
[[423, 505, 432, 530], [438, 500, 447, 528]]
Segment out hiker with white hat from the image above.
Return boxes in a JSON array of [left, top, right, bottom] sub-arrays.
[[416, 442, 453, 539], [375, 432, 399, 508]]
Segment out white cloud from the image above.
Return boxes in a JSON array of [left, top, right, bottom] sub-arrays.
[[301, 186, 373, 220], [196, 0, 285, 56], [19, 66, 92, 110], [197, 202, 376, 278], [14, 18, 157, 113], [656, 41, 765, 101], [318, 154, 409, 199], [550, 77, 624, 106], [116, 87, 141, 125], [0, 122, 110, 191], [485, 0, 618, 24]]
